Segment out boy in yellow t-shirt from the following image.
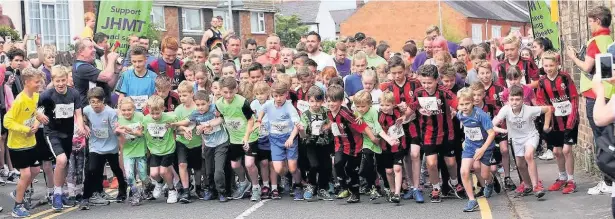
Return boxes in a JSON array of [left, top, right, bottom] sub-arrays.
[[3, 67, 43, 217]]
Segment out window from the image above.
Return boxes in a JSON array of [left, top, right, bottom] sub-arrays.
[[510, 27, 521, 35], [250, 12, 265, 33], [213, 10, 231, 31], [150, 6, 165, 30], [491, 25, 501, 39], [182, 8, 203, 32], [28, 0, 71, 53], [471, 24, 483, 44]]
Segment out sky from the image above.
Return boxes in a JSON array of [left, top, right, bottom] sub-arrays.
[[320, 0, 361, 11]]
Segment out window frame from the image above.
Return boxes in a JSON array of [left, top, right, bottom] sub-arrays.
[[27, 0, 71, 54], [510, 27, 521, 35], [491, 25, 502, 39], [250, 12, 265, 34], [151, 6, 166, 31], [182, 8, 204, 33], [471, 24, 483, 44]]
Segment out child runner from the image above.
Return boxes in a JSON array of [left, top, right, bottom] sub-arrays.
[[4, 68, 42, 217], [409, 64, 460, 203], [38, 66, 85, 211], [250, 81, 277, 199], [116, 97, 148, 206], [455, 88, 496, 212], [377, 91, 408, 203], [216, 76, 261, 200], [255, 81, 303, 201], [116, 45, 158, 111], [535, 52, 579, 194], [492, 85, 552, 199]]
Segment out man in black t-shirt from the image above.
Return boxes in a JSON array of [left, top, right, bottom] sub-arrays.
[[72, 38, 119, 107]]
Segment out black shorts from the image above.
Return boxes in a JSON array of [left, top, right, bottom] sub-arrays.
[[46, 135, 73, 159], [422, 141, 456, 157], [490, 145, 502, 165], [10, 147, 41, 169], [546, 127, 579, 147], [257, 149, 272, 162], [0, 108, 7, 135], [406, 135, 421, 146], [495, 133, 508, 143], [149, 153, 175, 167], [376, 151, 406, 169], [228, 141, 259, 161], [177, 142, 202, 170], [36, 129, 54, 162]]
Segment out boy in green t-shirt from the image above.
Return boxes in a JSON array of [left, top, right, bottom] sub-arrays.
[[215, 76, 261, 201], [142, 95, 180, 204], [115, 97, 147, 206], [169, 81, 203, 203], [353, 90, 399, 203]]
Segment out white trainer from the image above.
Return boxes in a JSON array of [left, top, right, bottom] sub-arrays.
[[587, 181, 612, 195], [167, 189, 178, 204]]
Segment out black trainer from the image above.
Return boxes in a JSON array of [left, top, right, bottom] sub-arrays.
[[346, 192, 360, 203], [179, 189, 191, 204]]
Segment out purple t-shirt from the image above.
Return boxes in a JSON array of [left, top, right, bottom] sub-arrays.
[[42, 66, 51, 85], [335, 58, 352, 78], [412, 40, 459, 71]]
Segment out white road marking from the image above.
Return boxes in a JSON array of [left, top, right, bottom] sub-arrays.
[[234, 199, 270, 219]]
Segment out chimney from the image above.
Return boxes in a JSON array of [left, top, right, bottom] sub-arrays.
[[356, 0, 364, 8]]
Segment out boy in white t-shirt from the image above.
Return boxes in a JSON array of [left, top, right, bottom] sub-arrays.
[[492, 85, 552, 199]]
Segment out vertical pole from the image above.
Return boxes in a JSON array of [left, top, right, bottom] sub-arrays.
[[438, 0, 443, 31], [228, 0, 233, 30]]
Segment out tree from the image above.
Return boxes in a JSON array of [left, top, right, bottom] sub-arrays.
[[275, 15, 309, 48]]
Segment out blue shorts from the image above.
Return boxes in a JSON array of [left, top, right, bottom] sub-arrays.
[[269, 133, 298, 161], [461, 145, 494, 166]]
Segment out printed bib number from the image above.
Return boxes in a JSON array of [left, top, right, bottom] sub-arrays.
[[24, 118, 35, 127], [93, 128, 109, 139], [225, 119, 244, 132], [464, 127, 483, 141], [54, 103, 74, 119], [147, 124, 167, 138], [418, 97, 438, 111], [132, 95, 148, 110], [270, 121, 290, 135], [258, 123, 269, 136], [297, 100, 310, 113], [331, 123, 341, 136], [552, 101, 572, 117], [200, 121, 221, 135], [311, 121, 324, 135], [388, 125, 405, 139], [124, 123, 140, 140]]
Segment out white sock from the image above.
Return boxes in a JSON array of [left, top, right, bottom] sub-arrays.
[[558, 172, 567, 181], [253, 184, 260, 189], [263, 181, 270, 187], [568, 175, 574, 181], [53, 186, 62, 195], [450, 179, 458, 186], [433, 183, 441, 190], [271, 185, 278, 190]]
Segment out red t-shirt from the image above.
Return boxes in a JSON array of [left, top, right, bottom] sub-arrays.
[[583, 27, 611, 99]]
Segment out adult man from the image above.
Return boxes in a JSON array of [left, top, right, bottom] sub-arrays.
[[0, 5, 15, 29], [401, 43, 418, 68], [148, 37, 184, 89], [333, 42, 351, 77], [566, 6, 615, 195], [245, 38, 258, 57], [200, 17, 224, 50], [123, 36, 156, 68], [344, 37, 357, 59], [73, 38, 119, 106], [362, 37, 387, 68], [280, 48, 296, 75], [256, 35, 281, 65], [305, 31, 335, 71], [456, 46, 471, 70], [227, 36, 242, 69], [5, 48, 25, 96], [425, 25, 459, 57], [412, 36, 434, 72]]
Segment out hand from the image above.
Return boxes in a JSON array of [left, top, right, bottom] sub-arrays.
[[6, 74, 15, 85], [355, 117, 363, 125], [385, 137, 399, 147], [397, 102, 408, 111], [543, 125, 552, 133], [419, 108, 431, 116], [196, 124, 205, 135], [183, 129, 193, 140], [27, 126, 37, 136], [395, 116, 406, 126], [296, 123, 305, 131], [473, 148, 486, 161], [84, 126, 91, 138], [107, 52, 120, 62], [242, 138, 250, 151], [36, 113, 49, 125], [284, 138, 294, 148], [35, 34, 41, 46], [565, 46, 577, 59], [77, 125, 86, 137], [592, 72, 606, 93]]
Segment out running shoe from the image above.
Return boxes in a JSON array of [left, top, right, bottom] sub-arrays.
[[303, 184, 314, 201], [202, 188, 214, 201], [448, 180, 465, 199], [463, 200, 479, 212], [153, 182, 163, 199], [261, 186, 271, 199], [475, 187, 484, 197], [548, 179, 566, 191], [219, 195, 229, 202], [130, 188, 142, 206], [12, 203, 29, 218], [504, 177, 516, 191], [293, 187, 304, 201], [369, 186, 382, 201], [562, 180, 577, 194], [390, 194, 401, 204], [89, 193, 110, 206], [430, 189, 441, 203], [79, 199, 90, 210], [271, 189, 281, 200], [6, 172, 18, 184], [232, 181, 252, 200], [317, 189, 333, 201], [484, 183, 495, 198], [588, 181, 612, 195], [251, 186, 262, 202], [346, 192, 360, 203], [52, 194, 63, 212], [167, 189, 178, 204], [534, 183, 545, 198], [413, 188, 424, 203], [402, 189, 413, 200], [179, 189, 191, 204], [337, 189, 350, 199]]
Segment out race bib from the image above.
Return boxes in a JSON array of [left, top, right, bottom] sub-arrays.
[[124, 123, 140, 140], [93, 128, 109, 139], [311, 121, 324, 135], [418, 97, 438, 111], [24, 117, 35, 127], [200, 122, 221, 135], [387, 124, 405, 139], [132, 95, 149, 110], [257, 123, 268, 136], [297, 100, 310, 113], [55, 103, 74, 119], [147, 123, 167, 138], [270, 121, 290, 135], [331, 123, 341, 136], [552, 101, 572, 117], [464, 127, 483, 141], [225, 119, 244, 132]]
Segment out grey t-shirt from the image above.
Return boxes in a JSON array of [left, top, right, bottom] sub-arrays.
[[495, 104, 542, 140], [83, 105, 119, 154], [466, 68, 498, 85]]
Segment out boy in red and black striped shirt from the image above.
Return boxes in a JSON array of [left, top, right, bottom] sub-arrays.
[[535, 52, 579, 194], [409, 64, 460, 203], [326, 84, 369, 203], [477, 60, 516, 191], [379, 57, 423, 202], [496, 35, 540, 88], [377, 91, 408, 203]]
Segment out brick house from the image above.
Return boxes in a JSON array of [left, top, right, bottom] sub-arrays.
[[340, 0, 531, 51], [84, 0, 277, 46]]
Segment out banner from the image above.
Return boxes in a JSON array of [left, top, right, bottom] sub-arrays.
[[96, 0, 153, 55], [528, 0, 560, 50]]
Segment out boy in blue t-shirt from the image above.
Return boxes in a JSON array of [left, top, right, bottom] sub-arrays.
[[116, 45, 158, 111], [455, 88, 496, 212]]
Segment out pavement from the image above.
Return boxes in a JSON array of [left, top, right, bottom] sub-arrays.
[[0, 159, 607, 219]]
